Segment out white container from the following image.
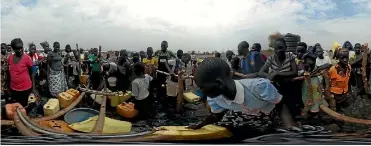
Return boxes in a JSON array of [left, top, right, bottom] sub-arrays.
[[166, 78, 178, 97], [43, 98, 60, 116], [28, 93, 37, 104], [90, 89, 111, 105], [90, 94, 104, 105], [108, 77, 117, 87]]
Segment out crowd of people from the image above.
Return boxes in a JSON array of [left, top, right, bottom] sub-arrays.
[[0, 37, 370, 133], [1, 39, 188, 120], [188, 39, 370, 133]]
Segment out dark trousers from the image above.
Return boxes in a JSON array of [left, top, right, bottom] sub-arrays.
[[129, 96, 153, 120], [91, 71, 101, 90], [8, 88, 32, 107], [156, 73, 167, 99], [273, 80, 302, 117]]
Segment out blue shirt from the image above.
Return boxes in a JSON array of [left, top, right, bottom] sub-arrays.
[[207, 78, 282, 115]]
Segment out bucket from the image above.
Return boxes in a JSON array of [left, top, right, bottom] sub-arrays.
[[166, 78, 178, 97], [80, 75, 89, 85], [108, 77, 117, 87]]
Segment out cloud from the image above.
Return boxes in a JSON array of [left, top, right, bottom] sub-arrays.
[[1, 0, 371, 52]]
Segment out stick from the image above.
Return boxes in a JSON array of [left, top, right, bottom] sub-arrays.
[[176, 71, 185, 112], [156, 70, 193, 79], [362, 43, 369, 94], [76, 44, 81, 85], [301, 72, 313, 117], [98, 45, 102, 73]]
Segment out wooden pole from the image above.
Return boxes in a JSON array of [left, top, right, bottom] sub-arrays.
[[362, 43, 369, 95], [176, 70, 185, 112], [301, 71, 313, 117], [76, 44, 81, 85]]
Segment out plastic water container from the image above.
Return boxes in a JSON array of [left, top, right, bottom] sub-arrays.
[[43, 98, 60, 116], [110, 91, 124, 107], [58, 92, 75, 109], [166, 79, 178, 97], [28, 93, 37, 104], [66, 89, 80, 99], [116, 102, 137, 119], [39, 120, 74, 132], [108, 77, 117, 87], [183, 92, 200, 103], [5, 103, 27, 120], [193, 89, 204, 99], [90, 94, 104, 105], [80, 75, 89, 85]]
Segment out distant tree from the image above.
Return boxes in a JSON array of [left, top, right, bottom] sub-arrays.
[[268, 32, 283, 48]]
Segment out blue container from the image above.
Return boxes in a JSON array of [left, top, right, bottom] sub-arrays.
[[193, 89, 205, 99], [64, 108, 99, 124]]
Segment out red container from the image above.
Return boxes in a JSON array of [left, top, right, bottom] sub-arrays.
[[5, 103, 27, 120]]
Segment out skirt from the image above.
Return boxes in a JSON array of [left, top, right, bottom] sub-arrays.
[[216, 109, 280, 139], [48, 68, 68, 97]]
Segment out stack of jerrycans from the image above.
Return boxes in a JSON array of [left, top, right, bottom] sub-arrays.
[[109, 91, 132, 107], [58, 89, 80, 109]]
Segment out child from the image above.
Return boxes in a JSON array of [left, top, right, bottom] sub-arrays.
[[67, 51, 81, 88], [187, 58, 284, 133], [326, 49, 352, 112], [130, 62, 153, 119]]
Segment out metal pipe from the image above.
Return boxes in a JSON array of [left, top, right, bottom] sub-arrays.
[[319, 104, 371, 125], [16, 107, 156, 138], [16, 108, 65, 135], [13, 110, 40, 136]]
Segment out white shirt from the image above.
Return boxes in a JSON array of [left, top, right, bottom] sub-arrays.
[[316, 56, 331, 67], [39, 52, 48, 58], [107, 62, 117, 74], [223, 80, 244, 105], [349, 51, 355, 60], [131, 74, 153, 100]]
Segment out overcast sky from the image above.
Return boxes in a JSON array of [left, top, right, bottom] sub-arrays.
[[1, 0, 371, 52]]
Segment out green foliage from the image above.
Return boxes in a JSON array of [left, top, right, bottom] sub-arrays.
[[268, 32, 283, 48]]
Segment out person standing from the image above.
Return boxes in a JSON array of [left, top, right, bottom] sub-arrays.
[[1, 43, 9, 96], [259, 38, 299, 130], [28, 43, 43, 82], [315, 47, 331, 68], [47, 42, 68, 97], [88, 47, 102, 90], [154, 41, 176, 98], [116, 50, 131, 92], [7, 38, 36, 106], [143, 47, 158, 77]]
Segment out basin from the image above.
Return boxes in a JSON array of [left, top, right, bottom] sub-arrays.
[[64, 108, 99, 124]]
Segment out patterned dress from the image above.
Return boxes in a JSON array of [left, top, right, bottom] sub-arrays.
[[1, 54, 8, 94]]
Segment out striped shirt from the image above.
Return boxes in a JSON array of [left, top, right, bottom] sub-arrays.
[[265, 52, 295, 74]]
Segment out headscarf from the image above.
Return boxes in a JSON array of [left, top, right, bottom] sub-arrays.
[[331, 42, 341, 53], [342, 41, 354, 51]]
